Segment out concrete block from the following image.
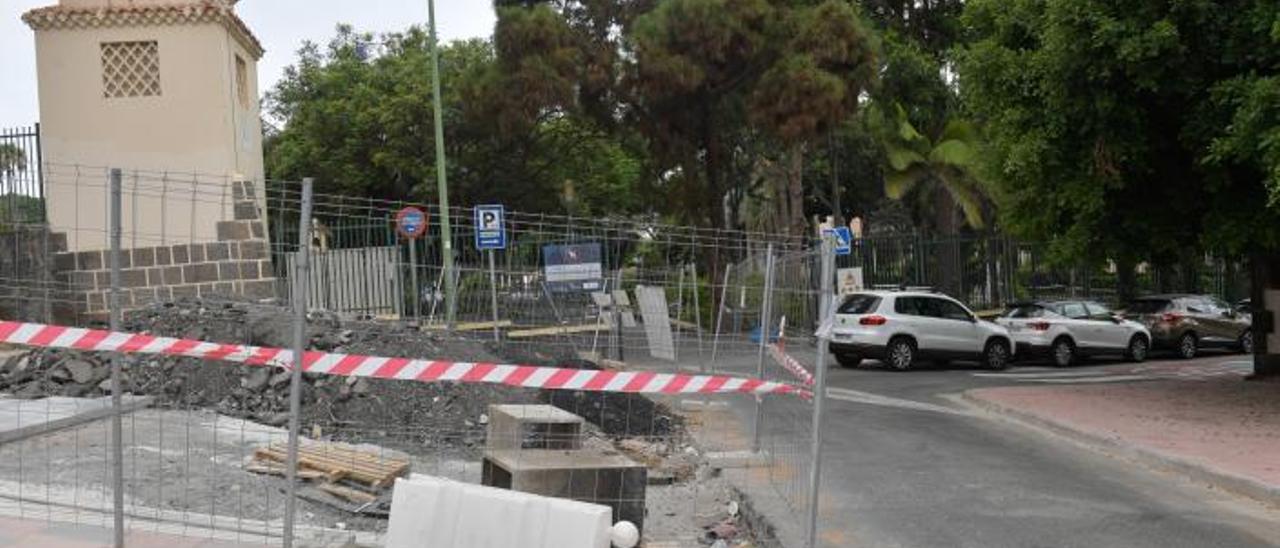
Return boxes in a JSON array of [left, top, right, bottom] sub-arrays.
[[184, 263, 218, 284], [234, 201, 260, 221], [486, 404, 585, 450], [386, 474, 611, 548], [251, 222, 265, 239], [53, 252, 76, 272], [206, 242, 231, 261], [171, 285, 197, 300], [132, 247, 155, 267], [217, 221, 252, 241], [121, 269, 147, 288], [189, 244, 206, 263], [154, 246, 172, 266], [482, 448, 647, 535], [239, 261, 261, 280], [240, 240, 268, 260], [70, 271, 96, 290], [163, 265, 184, 285], [218, 262, 240, 281], [76, 250, 102, 271], [171, 244, 190, 264]]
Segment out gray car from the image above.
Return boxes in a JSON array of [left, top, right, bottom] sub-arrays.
[[1123, 294, 1252, 359]]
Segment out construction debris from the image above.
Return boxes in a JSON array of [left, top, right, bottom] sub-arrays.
[[252, 441, 409, 489], [246, 440, 408, 512]]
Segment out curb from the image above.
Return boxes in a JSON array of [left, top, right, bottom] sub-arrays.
[[960, 390, 1280, 509], [0, 395, 154, 445]]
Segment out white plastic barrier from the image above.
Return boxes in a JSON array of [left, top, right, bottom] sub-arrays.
[[385, 474, 612, 548]]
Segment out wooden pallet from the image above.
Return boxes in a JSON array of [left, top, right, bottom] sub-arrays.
[[250, 442, 410, 489]]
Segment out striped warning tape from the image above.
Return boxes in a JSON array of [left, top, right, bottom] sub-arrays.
[[0, 321, 810, 399], [769, 343, 815, 387]]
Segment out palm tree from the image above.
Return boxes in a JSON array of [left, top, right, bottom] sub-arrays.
[[0, 144, 25, 180], [873, 103, 990, 295], [878, 104, 986, 233]]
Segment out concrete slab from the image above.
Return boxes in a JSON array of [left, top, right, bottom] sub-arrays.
[[0, 516, 269, 547], [482, 448, 647, 534], [0, 395, 152, 444], [486, 404, 584, 450]]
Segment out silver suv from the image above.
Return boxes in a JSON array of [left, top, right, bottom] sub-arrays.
[[829, 291, 1016, 371]]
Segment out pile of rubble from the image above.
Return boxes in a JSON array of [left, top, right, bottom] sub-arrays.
[[0, 299, 538, 442], [0, 298, 683, 445]]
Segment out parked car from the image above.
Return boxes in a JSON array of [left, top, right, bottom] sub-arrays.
[[996, 301, 1151, 367], [1123, 294, 1252, 359], [828, 291, 1015, 371]]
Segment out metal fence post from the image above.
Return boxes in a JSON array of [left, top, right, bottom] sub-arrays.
[[108, 168, 125, 548], [283, 178, 314, 548], [709, 263, 733, 373], [409, 238, 419, 324], [488, 249, 500, 342], [806, 235, 836, 548], [752, 243, 776, 453]]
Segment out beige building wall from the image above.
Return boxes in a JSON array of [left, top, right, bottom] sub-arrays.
[[28, 0, 265, 252]]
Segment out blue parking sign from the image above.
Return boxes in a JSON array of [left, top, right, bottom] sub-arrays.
[[474, 205, 506, 250], [824, 226, 852, 256]]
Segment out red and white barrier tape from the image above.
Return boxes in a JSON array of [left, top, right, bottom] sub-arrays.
[[769, 344, 815, 387], [0, 321, 810, 399]]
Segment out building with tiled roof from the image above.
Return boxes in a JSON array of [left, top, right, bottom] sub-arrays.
[[24, 0, 268, 253]]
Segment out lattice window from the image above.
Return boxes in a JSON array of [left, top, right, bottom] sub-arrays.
[[101, 41, 161, 98], [235, 55, 249, 107]]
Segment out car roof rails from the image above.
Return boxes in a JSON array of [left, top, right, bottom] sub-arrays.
[[871, 284, 939, 293]]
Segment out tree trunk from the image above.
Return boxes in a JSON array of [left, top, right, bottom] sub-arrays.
[[786, 145, 807, 244], [933, 186, 961, 297], [1115, 256, 1137, 305]]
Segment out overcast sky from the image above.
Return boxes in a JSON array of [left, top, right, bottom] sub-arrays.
[[0, 0, 496, 128]]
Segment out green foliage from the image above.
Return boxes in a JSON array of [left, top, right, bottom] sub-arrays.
[[0, 144, 25, 178], [264, 25, 647, 216], [957, 0, 1280, 261], [870, 104, 987, 231]]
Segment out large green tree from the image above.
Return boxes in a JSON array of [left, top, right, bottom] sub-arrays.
[[957, 0, 1280, 296], [265, 25, 646, 215]]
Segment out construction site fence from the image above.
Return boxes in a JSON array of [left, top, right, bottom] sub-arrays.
[[0, 165, 837, 548]]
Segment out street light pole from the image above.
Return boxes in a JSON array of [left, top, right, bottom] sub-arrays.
[[428, 0, 455, 327]]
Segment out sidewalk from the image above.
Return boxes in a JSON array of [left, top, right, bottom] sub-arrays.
[[0, 516, 267, 547], [965, 376, 1280, 506]]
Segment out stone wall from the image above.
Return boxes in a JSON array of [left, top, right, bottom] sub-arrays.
[[51, 181, 277, 321], [0, 226, 58, 323]]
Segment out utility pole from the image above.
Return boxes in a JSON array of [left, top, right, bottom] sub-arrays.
[[428, 0, 455, 327]]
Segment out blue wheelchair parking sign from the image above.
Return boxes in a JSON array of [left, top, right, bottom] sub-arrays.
[[824, 226, 852, 256]]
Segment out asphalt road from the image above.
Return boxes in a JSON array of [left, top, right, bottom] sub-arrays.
[[741, 346, 1280, 548]]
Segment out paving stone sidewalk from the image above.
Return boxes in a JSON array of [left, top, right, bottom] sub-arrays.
[[966, 376, 1280, 505]]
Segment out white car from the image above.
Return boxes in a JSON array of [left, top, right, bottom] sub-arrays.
[[996, 300, 1151, 367], [828, 291, 1015, 371]]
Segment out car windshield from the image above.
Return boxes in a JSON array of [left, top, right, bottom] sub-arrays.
[[1126, 299, 1171, 314], [837, 294, 880, 314]]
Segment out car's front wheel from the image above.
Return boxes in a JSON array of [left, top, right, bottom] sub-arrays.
[[1177, 332, 1198, 360], [835, 353, 862, 369], [885, 338, 916, 371], [1125, 335, 1149, 363], [984, 340, 1011, 371], [1239, 331, 1254, 355]]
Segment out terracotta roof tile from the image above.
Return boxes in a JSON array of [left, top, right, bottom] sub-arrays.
[[23, 1, 264, 59]]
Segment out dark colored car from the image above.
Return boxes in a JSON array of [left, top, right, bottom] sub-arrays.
[[1123, 294, 1252, 359]]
